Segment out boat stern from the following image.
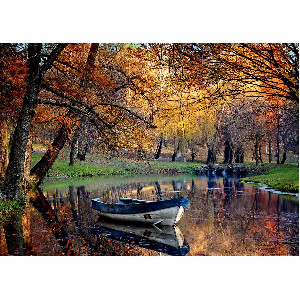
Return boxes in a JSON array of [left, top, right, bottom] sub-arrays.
[[175, 206, 185, 224]]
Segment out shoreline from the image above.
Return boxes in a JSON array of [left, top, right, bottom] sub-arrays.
[[24, 153, 299, 199]]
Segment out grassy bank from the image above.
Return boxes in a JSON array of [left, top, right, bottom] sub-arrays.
[[241, 163, 299, 194], [31, 152, 299, 195], [31, 152, 199, 178]]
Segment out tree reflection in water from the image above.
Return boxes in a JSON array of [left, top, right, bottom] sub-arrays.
[[0, 174, 298, 256], [3, 214, 24, 255]]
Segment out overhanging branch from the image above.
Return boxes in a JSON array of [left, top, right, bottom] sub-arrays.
[[41, 82, 157, 128]]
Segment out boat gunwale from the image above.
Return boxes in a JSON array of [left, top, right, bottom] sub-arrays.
[[91, 197, 190, 215]]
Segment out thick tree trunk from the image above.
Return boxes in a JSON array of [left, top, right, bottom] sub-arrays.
[[30, 124, 70, 185], [3, 44, 43, 199], [0, 118, 9, 179], [154, 137, 163, 159], [2, 44, 66, 199], [3, 99, 37, 199]]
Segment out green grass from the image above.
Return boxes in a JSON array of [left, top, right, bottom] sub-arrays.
[[31, 152, 299, 197], [31, 152, 199, 179], [242, 163, 299, 194]]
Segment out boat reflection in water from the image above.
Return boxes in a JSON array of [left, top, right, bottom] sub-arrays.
[[91, 220, 190, 256]]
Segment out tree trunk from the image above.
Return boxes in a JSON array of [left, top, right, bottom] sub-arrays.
[[3, 45, 43, 199], [276, 135, 280, 164], [3, 99, 37, 199], [2, 43, 66, 200], [172, 141, 180, 162], [206, 145, 216, 165], [154, 137, 163, 159], [281, 151, 287, 164], [240, 152, 244, 163], [223, 139, 233, 164], [77, 117, 89, 161], [0, 118, 9, 179], [191, 151, 196, 162], [22, 206, 34, 255], [30, 124, 70, 185], [69, 133, 78, 166], [268, 134, 272, 163], [23, 133, 33, 185], [235, 146, 244, 163], [258, 144, 263, 164], [69, 137, 77, 166], [171, 151, 176, 162], [254, 141, 259, 166], [77, 143, 87, 161], [30, 43, 97, 182], [74, 44, 99, 161], [281, 141, 287, 164], [276, 114, 281, 164]]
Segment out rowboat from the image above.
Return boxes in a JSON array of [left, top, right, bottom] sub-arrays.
[[91, 197, 190, 226], [91, 220, 190, 256]]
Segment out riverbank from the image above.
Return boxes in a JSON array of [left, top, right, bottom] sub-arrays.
[[31, 152, 199, 178], [241, 163, 299, 195], [30, 153, 299, 195]]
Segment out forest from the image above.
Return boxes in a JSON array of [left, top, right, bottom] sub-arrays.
[[0, 43, 299, 201]]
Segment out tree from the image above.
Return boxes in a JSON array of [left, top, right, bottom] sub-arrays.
[[166, 43, 299, 163], [2, 43, 67, 200], [211, 43, 299, 103], [31, 43, 100, 181], [30, 44, 157, 184], [0, 44, 27, 179]]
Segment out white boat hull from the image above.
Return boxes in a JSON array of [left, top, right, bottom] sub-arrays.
[[97, 205, 185, 226]]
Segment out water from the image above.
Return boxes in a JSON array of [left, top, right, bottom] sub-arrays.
[[0, 174, 298, 256]]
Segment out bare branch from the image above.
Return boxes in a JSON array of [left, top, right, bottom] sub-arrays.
[[41, 82, 157, 128], [41, 44, 68, 74]]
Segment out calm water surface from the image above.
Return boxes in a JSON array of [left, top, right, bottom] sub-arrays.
[[1, 174, 298, 256]]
